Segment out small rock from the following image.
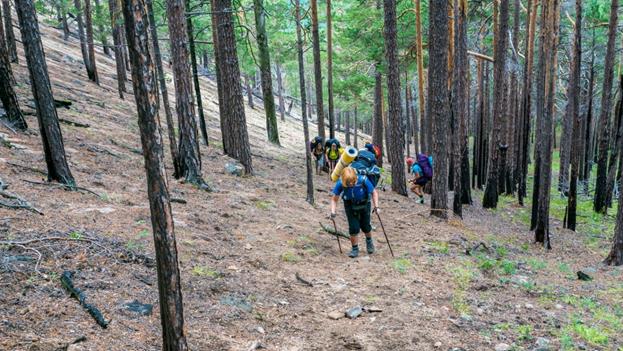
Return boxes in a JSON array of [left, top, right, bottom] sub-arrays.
[[245, 243, 252, 250], [328, 310, 344, 320], [345, 306, 363, 319], [577, 271, 592, 281], [511, 275, 530, 285], [364, 306, 382, 313], [434, 341, 442, 348], [124, 300, 153, 316], [278, 300, 289, 306], [576, 342, 587, 350], [225, 162, 244, 176], [255, 326, 265, 334], [476, 308, 484, 315], [534, 337, 550, 351], [495, 343, 511, 351], [555, 304, 563, 310], [525, 303, 534, 309]]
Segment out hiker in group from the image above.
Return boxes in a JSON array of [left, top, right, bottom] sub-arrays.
[[406, 157, 415, 174], [330, 167, 380, 258], [310, 136, 325, 175], [364, 142, 382, 162], [325, 138, 343, 176], [408, 153, 433, 204]]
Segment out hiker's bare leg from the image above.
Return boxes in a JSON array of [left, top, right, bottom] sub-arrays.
[[364, 232, 371, 239], [415, 185, 423, 197], [350, 234, 358, 246]]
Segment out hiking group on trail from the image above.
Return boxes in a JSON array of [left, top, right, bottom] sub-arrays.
[[313, 135, 429, 258]]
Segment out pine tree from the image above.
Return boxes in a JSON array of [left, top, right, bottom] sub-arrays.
[[3, 0, 17, 63], [84, 0, 99, 84], [310, 0, 325, 140], [326, 0, 335, 139], [185, 0, 209, 146], [108, 0, 126, 98]]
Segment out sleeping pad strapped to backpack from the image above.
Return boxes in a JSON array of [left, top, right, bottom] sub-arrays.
[[351, 150, 381, 187]]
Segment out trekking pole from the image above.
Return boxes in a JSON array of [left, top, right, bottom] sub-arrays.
[[331, 217, 343, 254], [374, 210, 394, 258]]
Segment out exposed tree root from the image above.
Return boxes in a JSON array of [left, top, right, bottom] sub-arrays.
[[0, 189, 44, 215], [21, 179, 100, 197], [319, 222, 349, 239]]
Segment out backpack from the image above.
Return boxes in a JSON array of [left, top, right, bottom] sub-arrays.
[[310, 136, 323, 152], [342, 175, 371, 206], [351, 150, 381, 187], [325, 138, 341, 150], [365, 143, 382, 161], [417, 153, 433, 179]]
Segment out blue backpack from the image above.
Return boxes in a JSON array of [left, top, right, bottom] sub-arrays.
[[351, 150, 381, 187], [342, 175, 371, 205]]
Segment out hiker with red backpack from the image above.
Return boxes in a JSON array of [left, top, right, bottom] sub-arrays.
[[409, 153, 433, 204]]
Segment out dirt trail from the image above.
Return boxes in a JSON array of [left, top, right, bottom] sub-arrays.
[[1, 18, 622, 351]]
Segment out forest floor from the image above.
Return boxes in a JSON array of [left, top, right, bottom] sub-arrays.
[[1, 19, 623, 351]]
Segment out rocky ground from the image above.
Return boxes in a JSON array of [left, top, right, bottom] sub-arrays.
[[1, 16, 622, 351]]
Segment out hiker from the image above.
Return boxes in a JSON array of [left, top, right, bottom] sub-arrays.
[[408, 153, 433, 204], [325, 139, 343, 176], [330, 167, 380, 258], [310, 136, 325, 175], [406, 157, 415, 174], [364, 142, 382, 162]]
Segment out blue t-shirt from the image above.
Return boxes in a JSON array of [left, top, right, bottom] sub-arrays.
[[333, 175, 375, 203], [411, 164, 423, 176]]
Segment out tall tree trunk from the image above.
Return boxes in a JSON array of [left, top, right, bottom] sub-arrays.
[[0, 42, 27, 130], [518, 0, 538, 205], [428, 0, 450, 214], [84, 0, 99, 84], [146, 0, 180, 178], [507, 0, 520, 195], [354, 107, 358, 149], [245, 75, 254, 108], [94, 0, 109, 56], [582, 38, 596, 185], [384, 0, 407, 196], [58, 3, 70, 40], [108, 0, 126, 98], [326, 0, 335, 139], [253, 0, 280, 145], [373, 70, 384, 167], [565, 0, 582, 231], [210, 0, 226, 154], [345, 110, 351, 145], [166, 0, 209, 187], [276, 63, 285, 121], [295, 0, 314, 204], [594, 0, 619, 214], [73, 0, 91, 77], [3, 0, 17, 63], [0, 4, 15, 86], [405, 72, 412, 157], [16, 0, 74, 185], [410, 81, 419, 155], [606, 77, 623, 209], [473, 59, 483, 189], [310, 0, 325, 140], [120, 0, 189, 348], [483, 0, 509, 209], [214, 0, 253, 174], [185, 1, 209, 146], [414, 0, 427, 153], [606, 173, 623, 265]]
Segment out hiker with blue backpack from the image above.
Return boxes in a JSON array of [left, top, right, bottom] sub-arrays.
[[409, 153, 434, 204], [330, 167, 380, 258]]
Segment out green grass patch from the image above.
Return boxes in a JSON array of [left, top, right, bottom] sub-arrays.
[[428, 240, 450, 254], [391, 257, 412, 274], [192, 266, 220, 278], [281, 251, 301, 263], [517, 324, 533, 341], [254, 200, 274, 210], [499, 259, 517, 275], [572, 321, 609, 346], [527, 258, 548, 271], [69, 231, 83, 240]]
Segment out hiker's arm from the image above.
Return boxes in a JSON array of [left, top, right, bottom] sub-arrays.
[[330, 195, 339, 215], [372, 190, 379, 210]]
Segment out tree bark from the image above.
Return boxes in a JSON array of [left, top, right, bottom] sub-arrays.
[[414, 0, 426, 153], [354, 107, 358, 149], [276, 63, 285, 121], [214, 0, 253, 174], [594, 0, 619, 214], [326, 0, 335, 139], [310, 0, 325, 140], [582, 37, 596, 186], [108, 0, 126, 98], [185, 0, 209, 146], [166, 0, 209, 187], [605, 77, 623, 209], [295, 0, 314, 204], [0, 42, 27, 130], [84, 0, 99, 84], [483, 0, 509, 209], [120, 0, 189, 347], [405, 72, 412, 157], [565, 0, 582, 231], [427, 0, 450, 214], [373, 70, 383, 167], [146, 0, 180, 178], [345, 110, 351, 145], [210, 0, 226, 154], [384, 0, 407, 196], [93, 0, 109, 56], [16, 0, 74, 185], [3, 0, 17, 63], [253, 0, 280, 145], [73, 0, 91, 77]]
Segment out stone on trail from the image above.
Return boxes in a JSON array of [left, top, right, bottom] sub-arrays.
[[577, 271, 592, 281], [494, 343, 511, 351], [364, 306, 382, 313], [533, 337, 551, 351], [328, 310, 344, 320], [124, 300, 153, 316], [345, 306, 363, 319], [225, 162, 244, 176], [434, 341, 442, 348]]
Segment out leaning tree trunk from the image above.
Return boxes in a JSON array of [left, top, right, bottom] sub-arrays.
[[276, 63, 286, 121], [483, 0, 509, 209], [253, 0, 280, 145], [326, 0, 335, 139], [0, 45, 27, 130], [108, 0, 126, 98], [214, 0, 253, 174], [166, 0, 209, 188], [15, 0, 74, 185], [120, 0, 189, 348], [84, 0, 99, 84], [594, 0, 619, 214], [146, 0, 180, 178], [3, 0, 17, 63], [310, 0, 325, 140], [185, 0, 209, 146], [384, 0, 407, 196], [295, 0, 314, 205], [373, 70, 384, 167], [210, 0, 227, 154], [565, 0, 582, 231], [73, 0, 91, 77]]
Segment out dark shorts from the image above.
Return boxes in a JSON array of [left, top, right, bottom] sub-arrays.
[[415, 177, 429, 186], [344, 201, 372, 235], [314, 152, 323, 160]]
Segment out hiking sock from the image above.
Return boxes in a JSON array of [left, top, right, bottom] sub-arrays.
[[348, 245, 359, 258], [418, 195, 425, 204], [366, 237, 375, 254]]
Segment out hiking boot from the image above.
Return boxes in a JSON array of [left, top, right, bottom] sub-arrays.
[[418, 196, 425, 204], [348, 246, 359, 258], [366, 238, 375, 254]]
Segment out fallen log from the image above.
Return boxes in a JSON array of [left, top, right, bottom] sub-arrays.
[[60, 271, 109, 328], [109, 138, 142, 155], [54, 99, 73, 109], [59, 118, 90, 128], [319, 222, 349, 239], [295, 272, 313, 287], [0, 189, 44, 215]]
